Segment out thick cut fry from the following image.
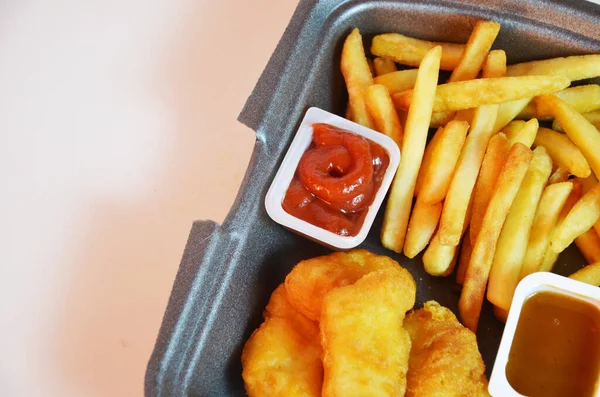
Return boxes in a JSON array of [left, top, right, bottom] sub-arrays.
[[501, 120, 526, 137], [365, 84, 404, 146], [470, 133, 511, 246], [548, 167, 570, 184], [550, 184, 600, 253], [373, 57, 397, 76], [285, 250, 401, 321], [374, 69, 419, 95], [539, 181, 583, 272], [460, 143, 533, 332], [538, 95, 600, 179], [533, 85, 600, 119], [440, 106, 498, 246], [423, 232, 459, 277], [404, 200, 443, 258], [493, 98, 533, 133], [494, 306, 509, 323], [553, 110, 600, 133], [516, 101, 537, 120], [418, 120, 469, 204], [456, 228, 473, 285], [321, 268, 416, 397], [487, 147, 552, 312], [506, 118, 538, 148], [482, 50, 507, 78], [242, 317, 323, 397], [371, 33, 465, 71], [569, 262, 600, 286], [533, 127, 591, 178], [448, 21, 500, 83], [429, 111, 455, 128], [382, 46, 442, 253], [519, 182, 574, 279], [341, 29, 374, 128], [415, 127, 443, 196], [506, 54, 600, 81], [394, 75, 570, 113], [575, 228, 600, 264], [580, 173, 599, 194]]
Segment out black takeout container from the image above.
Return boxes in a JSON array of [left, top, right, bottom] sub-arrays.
[[146, 1, 600, 396]]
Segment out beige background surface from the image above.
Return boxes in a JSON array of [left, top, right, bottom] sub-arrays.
[[1, 1, 296, 396]]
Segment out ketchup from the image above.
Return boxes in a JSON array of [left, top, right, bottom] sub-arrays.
[[282, 123, 389, 236]]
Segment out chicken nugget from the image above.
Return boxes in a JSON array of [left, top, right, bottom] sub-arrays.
[[285, 249, 402, 321], [264, 284, 319, 340], [320, 267, 416, 397], [404, 301, 490, 397]]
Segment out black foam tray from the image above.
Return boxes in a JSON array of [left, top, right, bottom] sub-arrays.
[[146, 1, 600, 395]]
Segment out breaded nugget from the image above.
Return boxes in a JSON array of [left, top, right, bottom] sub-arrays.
[[242, 284, 323, 397], [320, 268, 417, 397], [404, 301, 490, 397], [285, 249, 402, 321]]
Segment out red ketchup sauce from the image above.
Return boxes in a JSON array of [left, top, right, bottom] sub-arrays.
[[282, 123, 390, 236]]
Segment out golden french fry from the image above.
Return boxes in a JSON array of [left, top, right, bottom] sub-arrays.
[[365, 84, 404, 147], [501, 120, 527, 137], [482, 50, 507, 78], [516, 101, 538, 120], [506, 118, 538, 148], [394, 75, 570, 113], [550, 184, 600, 253], [493, 306, 509, 323], [470, 133, 511, 246], [439, 106, 499, 246], [371, 33, 465, 71], [456, 227, 473, 285], [569, 262, 600, 286], [453, 108, 476, 124], [533, 127, 591, 178], [539, 181, 583, 272], [374, 69, 419, 95], [534, 85, 600, 119], [538, 95, 600, 179], [553, 110, 600, 133], [460, 143, 533, 332], [487, 147, 552, 312], [575, 228, 600, 264], [341, 29, 374, 128], [506, 54, 600, 81], [404, 200, 443, 258], [493, 98, 533, 133], [520, 182, 574, 279], [382, 46, 442, 253], [367, 58, 375, 77], [415, 127, 443, 197], [418, 120, 469, 204], [579, 174, 599, 194], [373, 57, 397, 76], [448, 21, 500, 82], [428, 111, 455, 128], [548, 167, 570, 184], [423, 232, 459, 277]]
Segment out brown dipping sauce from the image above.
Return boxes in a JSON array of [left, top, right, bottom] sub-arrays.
[[506, 291, 600, 397], [282, 123, 390, 237]]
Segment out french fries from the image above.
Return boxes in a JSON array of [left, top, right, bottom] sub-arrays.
[[418, 120, 469, 204], [574, 228, 600, 264], [404, 200, 443, 258], [341, 29, 374, 128], [482, 50, 507, 78], [470, 133, 511, 246], [506, 54, 600, 81], [456, 228, 472, 285], [365, 84, 404, 146], [439, 106, 498, 246], [548, 167, 570, 184], [448, 21, 500, 82], [373, 57, 397, 76], [520, 182, 574, 279], [569, 262, 600, 286], [371, 33, 465, 71], [393, 75, 570, 113], [539, 181, 583, 272], [538, 95, 600, 179], [374, 69, 419, 95], [381, 46, 442, 253], [493, 98, 533, 133], [423, 232, 459, 277], [549, 183, 600, 253], [533, 127, 591, 178], [553, 110, 600, 133], [414, 127, 443, 196], [533, 85, 600, 119], [460, 143, 533, 332], [501, 120, 526, 137], [429, 111, 455, 128], [493, 307, 508, 323], [487, 147, 552, 312], [506, 118, 538, 148]]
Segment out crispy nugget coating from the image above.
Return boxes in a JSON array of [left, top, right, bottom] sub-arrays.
[[404, 301, 490, 397], [264, 284, 320, 340], [320, 268, 417, 397], [285, 249, 402, 321]]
